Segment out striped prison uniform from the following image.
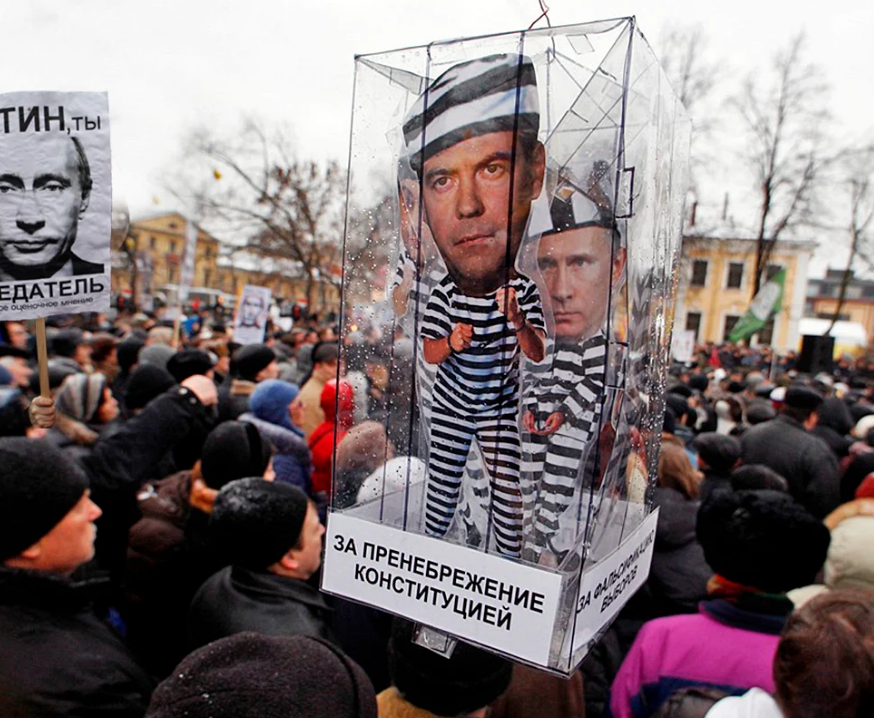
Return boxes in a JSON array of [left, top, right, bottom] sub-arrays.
[[391, 249, 489, 545], [390, 249, 442, 411], [521, 332, 608, 558], [421, 273, 545, 557]]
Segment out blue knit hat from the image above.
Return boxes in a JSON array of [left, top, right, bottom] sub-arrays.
[[249, 379, 301, 435]]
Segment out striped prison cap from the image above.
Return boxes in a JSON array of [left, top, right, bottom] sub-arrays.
[[402, 53, 539, 172], [528, 160, 622, 243]]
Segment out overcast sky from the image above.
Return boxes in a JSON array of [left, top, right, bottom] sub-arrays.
[[6, 0, 872, 274]]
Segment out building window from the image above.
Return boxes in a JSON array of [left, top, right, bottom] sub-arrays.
[[169, 240, 177, 254], [686, 312, 702, 341], [863, 286, 874, 299], [203, 270, 211, 287], [168, 265, 177, 283], [690, 260, 708, 287], [149, 236, 156, 250], [759, 317, 776, 345], [726, 261, 744, 289], [723, 315, 741, 342]]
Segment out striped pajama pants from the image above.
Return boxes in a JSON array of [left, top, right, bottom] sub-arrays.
[[522, 423, 595, 559], [426, 401, 524, 558]]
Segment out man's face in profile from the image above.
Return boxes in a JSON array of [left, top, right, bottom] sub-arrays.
[[241, 295, 264, 326], [421, 131, 544, 295], [537, 226, 626, 342], [0, 134, 89, 271]]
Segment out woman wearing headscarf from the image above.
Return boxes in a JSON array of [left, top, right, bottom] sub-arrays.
[[239, 379, 312, 494], [49, 372, 119, 461]]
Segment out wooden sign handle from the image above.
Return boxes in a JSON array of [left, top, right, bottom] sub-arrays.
[[34, 317, 50, 398]]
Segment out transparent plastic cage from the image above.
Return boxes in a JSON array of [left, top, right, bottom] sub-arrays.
[[321, 17, 690, 675]]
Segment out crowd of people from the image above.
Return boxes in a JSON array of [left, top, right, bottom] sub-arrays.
[[1, 310, 874, 717]]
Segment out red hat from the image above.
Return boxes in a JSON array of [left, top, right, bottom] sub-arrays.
[[321, 379, 354, 428]]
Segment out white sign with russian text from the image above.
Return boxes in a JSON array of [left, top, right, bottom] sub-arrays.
[[0, 91, 111, 320], [571, 508, 659, 653], [322, 512, 563, 665]]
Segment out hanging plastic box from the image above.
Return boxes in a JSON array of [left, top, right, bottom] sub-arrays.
[[322, 16, 691, 675]]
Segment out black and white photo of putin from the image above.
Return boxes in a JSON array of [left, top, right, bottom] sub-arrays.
[[238, 292, 266, 329], [0, 133, 103, 281]]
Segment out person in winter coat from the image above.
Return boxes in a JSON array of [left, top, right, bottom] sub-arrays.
[[144, 632, 377, 718], [377, 618, 512, 718], [188, 479, 331, 650], [0, 438, 153, 717], [299, 341, 341, 438], [810, 396, 854, 460], [788, 490, 874, 606], [609, 490, 830, 718], [706, 589, 874, 718], [741, 385, 840, 518], [649, 443, 712, 615], [310, 378, 355, 497], [123, 421, 274, 677], [217, 344, 278, 422], [692, 433, 741, 502], [49, 372, 120, 462], [239, 379, 312, 493]]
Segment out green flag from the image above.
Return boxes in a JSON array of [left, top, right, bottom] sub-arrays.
[[729, 268, 786, 343]]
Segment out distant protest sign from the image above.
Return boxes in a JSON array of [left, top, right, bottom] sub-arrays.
[[0, 91, 111, 320], [233, 285, 271, 345]]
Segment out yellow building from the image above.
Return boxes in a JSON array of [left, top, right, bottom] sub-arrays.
[[112, 212, 341, 316], [675, 236, 815, 351], [806, 269, 874, 345], [113, 212, 222, 306]]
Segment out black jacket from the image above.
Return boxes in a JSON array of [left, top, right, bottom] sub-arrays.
[[0, 567, 152, 718], [649, 487, 711, 614], [698, 469, 733, 503], [741, 414, 840, 518], [188, 565, 336, 651]]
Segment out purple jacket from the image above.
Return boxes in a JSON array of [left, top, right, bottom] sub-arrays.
[[609, 601, 783, 718]]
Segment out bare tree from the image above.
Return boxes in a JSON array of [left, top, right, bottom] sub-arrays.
[[732, 33, 832, 294], [658, 24, 723, 228], [167, 119, 346, 309], [828, 145, 874, 333]]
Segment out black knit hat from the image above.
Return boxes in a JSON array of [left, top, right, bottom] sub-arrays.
[[50, 328, 84, 358], [692, 433, 742, 472], [210, 478, 310, 570], [689, 375, 709, 392], [697, 490, 830, 593], [0, 438, 88, 560], [231, 344, 276, 382], [116, 337, 145, 373], [785, 385, 824, 411], [167, 349, 214, 383], [145, 632, 377, 718], [200, 422, 273, 490], [746, 400, 777, 425], [125, 365, 177, 412], [388, 619, 513, 715]]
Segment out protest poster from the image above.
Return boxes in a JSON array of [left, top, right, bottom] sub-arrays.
[[178, 217, 198, 303], [0, 92, 111, 322], [672, 329, 696, 363], [233, 284, 271, 345], [322, 18, 690, 675]]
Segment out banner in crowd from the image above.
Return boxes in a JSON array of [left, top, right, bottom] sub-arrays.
[[322, 18, 691, 675], [729, 267, 786, 343], [672, 329, 696, 363], [178, 217, 198, 303], [233, 284, 271, 345], [0, 91, 111, 321]]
